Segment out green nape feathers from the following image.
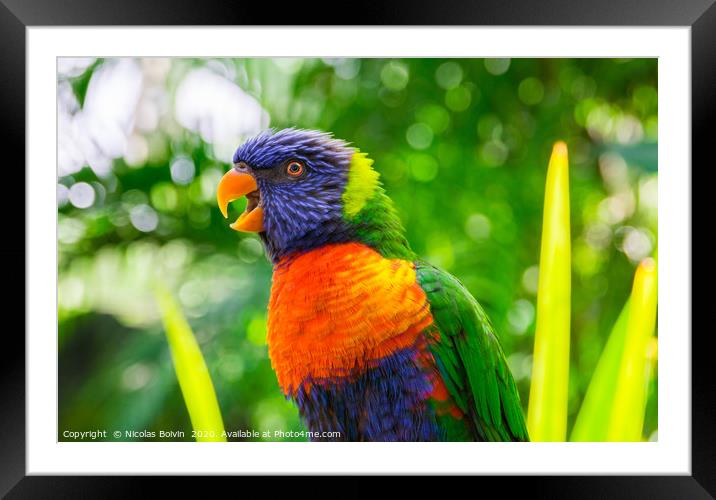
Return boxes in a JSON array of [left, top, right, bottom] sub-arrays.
[[342, 150, 415, 261], [342, 151, 380, 217]]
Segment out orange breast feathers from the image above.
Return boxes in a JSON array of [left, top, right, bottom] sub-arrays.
[[267, 242, 434, 394]]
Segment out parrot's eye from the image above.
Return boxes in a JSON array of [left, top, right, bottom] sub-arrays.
[[286, 160, 304, 177]]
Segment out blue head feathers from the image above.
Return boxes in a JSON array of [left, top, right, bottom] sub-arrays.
[[232, 129, 356, 261]]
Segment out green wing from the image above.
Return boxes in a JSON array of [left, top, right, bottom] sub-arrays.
[[416, 261, 529, 442]]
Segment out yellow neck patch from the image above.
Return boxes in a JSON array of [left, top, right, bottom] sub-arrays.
[[342, 150, 380, 217]]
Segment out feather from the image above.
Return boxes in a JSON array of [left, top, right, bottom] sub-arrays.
[[416, 261, 530, 441]]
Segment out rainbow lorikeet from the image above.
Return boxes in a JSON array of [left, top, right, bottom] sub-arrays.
[[217, 128, 529, 442]]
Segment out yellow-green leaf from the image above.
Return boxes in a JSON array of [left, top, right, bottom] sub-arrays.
[[606, 258, 658, 441], [154, 283, 226, 442], [527, 141, 571, 442], [570, 301, 631, 441]]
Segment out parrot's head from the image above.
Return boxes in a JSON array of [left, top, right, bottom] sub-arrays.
[[217, 128, 398, 262]]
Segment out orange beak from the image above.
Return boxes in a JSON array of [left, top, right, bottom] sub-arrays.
[[216, 169, 265, 232]]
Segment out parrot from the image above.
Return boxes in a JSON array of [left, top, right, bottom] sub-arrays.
[[217, 128, 529, 441]]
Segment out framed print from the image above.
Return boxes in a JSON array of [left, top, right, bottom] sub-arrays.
[[2, 0, 711, 496]]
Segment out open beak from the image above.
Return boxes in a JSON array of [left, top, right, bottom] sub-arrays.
[[216, 169, 264, 232]]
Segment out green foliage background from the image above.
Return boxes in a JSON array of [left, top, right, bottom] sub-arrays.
[[58, 57, 658, 441]]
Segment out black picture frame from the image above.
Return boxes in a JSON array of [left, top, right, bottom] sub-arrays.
[[1, 0, 709, 496]]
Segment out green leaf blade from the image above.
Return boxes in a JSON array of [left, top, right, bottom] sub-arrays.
[[527, 141, 572, 442], [570, 301, 631, 441], [606, 258, 658, 441], [154, 284, 226, 442]]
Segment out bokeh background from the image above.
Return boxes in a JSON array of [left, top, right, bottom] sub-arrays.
[[57, 58, 658, 441]]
